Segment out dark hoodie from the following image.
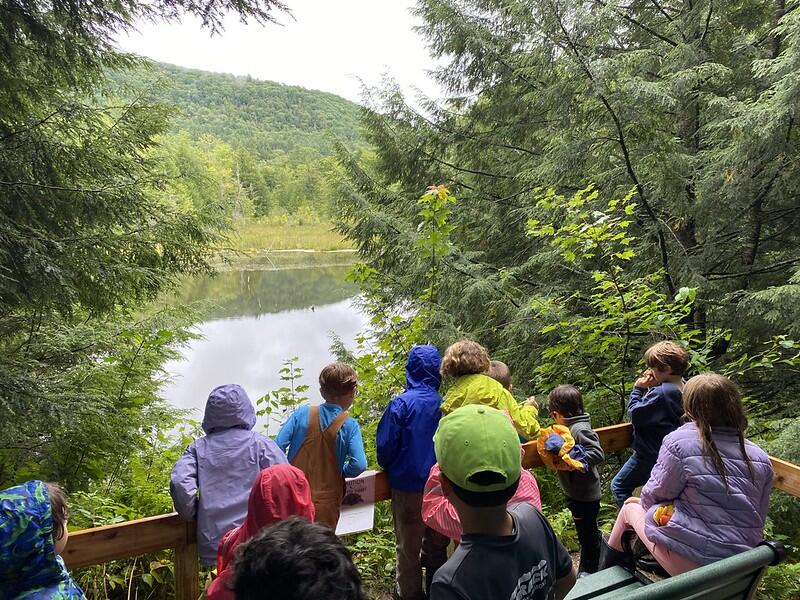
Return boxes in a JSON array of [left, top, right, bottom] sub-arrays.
[[376, 345, 443, 492], [170, 384, 287, 565], [0, 480, 85, 599], [557, 414, 605, 502]]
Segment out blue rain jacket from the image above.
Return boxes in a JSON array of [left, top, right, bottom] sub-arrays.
[[377, 345, 443, 492], [0, 480, 85, 599], [275, 403, 367, 479]]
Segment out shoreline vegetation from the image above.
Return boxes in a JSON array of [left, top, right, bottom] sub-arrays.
[[226, 221, 356, 254], [212, 222, 357, 272]]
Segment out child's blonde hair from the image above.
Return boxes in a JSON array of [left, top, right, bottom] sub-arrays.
[[440, 340, 490, 378], [487, 360, 512, 389], [644, 341, 689, 376], [683, 373, 754, 492]]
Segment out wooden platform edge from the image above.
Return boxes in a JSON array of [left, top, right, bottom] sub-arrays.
[[64, 423, 800, 573]]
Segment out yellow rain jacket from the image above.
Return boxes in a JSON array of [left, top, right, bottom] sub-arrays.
[[442, 374, 541, 440], [536, 425, 587, 472]]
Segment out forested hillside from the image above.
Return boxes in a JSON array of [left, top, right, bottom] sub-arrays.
[[110, 62, 367, 219], [111, 62, 364, 159]]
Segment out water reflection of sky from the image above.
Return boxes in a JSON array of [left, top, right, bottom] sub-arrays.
[[162, 267, 368, 434]]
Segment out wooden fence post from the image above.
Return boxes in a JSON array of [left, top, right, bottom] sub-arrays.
[[174, 521, 199, 600]]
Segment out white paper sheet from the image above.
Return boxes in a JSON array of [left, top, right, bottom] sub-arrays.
[[335, 469, 377, 535]]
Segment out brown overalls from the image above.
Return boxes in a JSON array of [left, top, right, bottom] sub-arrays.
[[290, 404, 349, 529]]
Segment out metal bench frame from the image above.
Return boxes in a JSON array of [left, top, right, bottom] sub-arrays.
[[566, 541, 786, 600]]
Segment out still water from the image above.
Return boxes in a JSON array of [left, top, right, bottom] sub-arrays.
[[162, 254, 367, 431]]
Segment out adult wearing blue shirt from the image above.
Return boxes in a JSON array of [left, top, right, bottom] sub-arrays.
[[377, 345, 450, 600], [276, 362, 367, 529]]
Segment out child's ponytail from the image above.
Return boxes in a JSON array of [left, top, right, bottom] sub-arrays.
[[684, 374, 755, 493]]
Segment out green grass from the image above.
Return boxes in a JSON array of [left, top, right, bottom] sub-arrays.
[[227, 221, 355, 253]]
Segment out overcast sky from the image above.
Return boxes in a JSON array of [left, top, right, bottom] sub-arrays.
[[115, 0, 442, 104]]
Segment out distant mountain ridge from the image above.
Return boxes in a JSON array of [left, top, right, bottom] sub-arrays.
[[111, 62, 365, 159]]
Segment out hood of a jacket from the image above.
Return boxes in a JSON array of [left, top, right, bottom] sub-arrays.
[[202, 384, 256, 434], [217, 465, 315, 574], [406, 345, 442, 391], [0, 480, 66, 594], [447, 373, 508, 405], [242, 465, 315, 535], [563, 414, 592, 428]]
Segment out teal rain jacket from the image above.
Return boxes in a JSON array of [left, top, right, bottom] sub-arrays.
[[0, 480, 85, 599]]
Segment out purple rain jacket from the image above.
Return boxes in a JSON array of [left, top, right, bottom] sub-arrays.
[[169, 384, 287, 565], [641, 422, 774, 566]]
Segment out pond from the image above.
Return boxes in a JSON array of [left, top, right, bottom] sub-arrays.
[[161, 252, 368, 433]]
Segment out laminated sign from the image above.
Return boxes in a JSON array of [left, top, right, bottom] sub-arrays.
[[335, 469, 377, 535]]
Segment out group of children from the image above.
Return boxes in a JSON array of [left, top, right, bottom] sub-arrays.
[[379, 339, 773, 599], [0, 338, 776, 600]]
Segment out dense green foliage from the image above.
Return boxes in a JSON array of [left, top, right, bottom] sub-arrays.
[[334, 1, 800, 593], [0, 0, 288, 489], [112, 62, 363, 159], [337, 0, 800, 439]]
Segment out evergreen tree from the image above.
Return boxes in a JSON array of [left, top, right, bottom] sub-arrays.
[[337, 0, 800, 417], [0, 0, 287, 487]]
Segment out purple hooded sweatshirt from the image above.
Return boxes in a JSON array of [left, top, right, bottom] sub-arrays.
[[169, 384, 287, 565], [641, 422, 773, 566]]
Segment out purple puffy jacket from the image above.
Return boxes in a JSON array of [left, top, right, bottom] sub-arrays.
[[169, 384, 287, 565], [641, 422, 773, 566]]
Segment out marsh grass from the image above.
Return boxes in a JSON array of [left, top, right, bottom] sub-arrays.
[[228, 221, 354, 253]]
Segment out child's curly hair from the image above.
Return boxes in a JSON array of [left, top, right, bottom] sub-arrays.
[[440, 340, 491, 378]]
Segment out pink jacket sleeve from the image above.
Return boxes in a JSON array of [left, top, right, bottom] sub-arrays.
[[420, 465, 542, 543], [510, 469, 542, 510], [421, 464, 462, 542]]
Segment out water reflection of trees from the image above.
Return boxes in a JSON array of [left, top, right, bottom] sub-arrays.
[[170, 266, 358, 320]]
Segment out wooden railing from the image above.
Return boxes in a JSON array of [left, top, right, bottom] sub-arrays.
[[63, 423, 800, 599]]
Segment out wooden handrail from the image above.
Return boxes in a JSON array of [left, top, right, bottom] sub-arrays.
[[521, 423, 634, 469], [63, 512, 200, 599], [524, 423, 800, 497], [64, 422, 800, 599]]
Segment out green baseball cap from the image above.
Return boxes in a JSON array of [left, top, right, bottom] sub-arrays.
[[434, 404, 522, 493]]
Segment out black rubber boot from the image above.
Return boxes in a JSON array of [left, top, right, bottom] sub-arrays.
[[598, 533, 635, 571]]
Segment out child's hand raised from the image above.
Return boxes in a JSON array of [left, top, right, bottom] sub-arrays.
[[525, 396, 539, 410], [634, 370, 657, 389]]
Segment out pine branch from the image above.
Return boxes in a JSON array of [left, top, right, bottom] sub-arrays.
[[593, 0, 679, 47], [704, 257, 800, 280], [548, 0, 677, 295]]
